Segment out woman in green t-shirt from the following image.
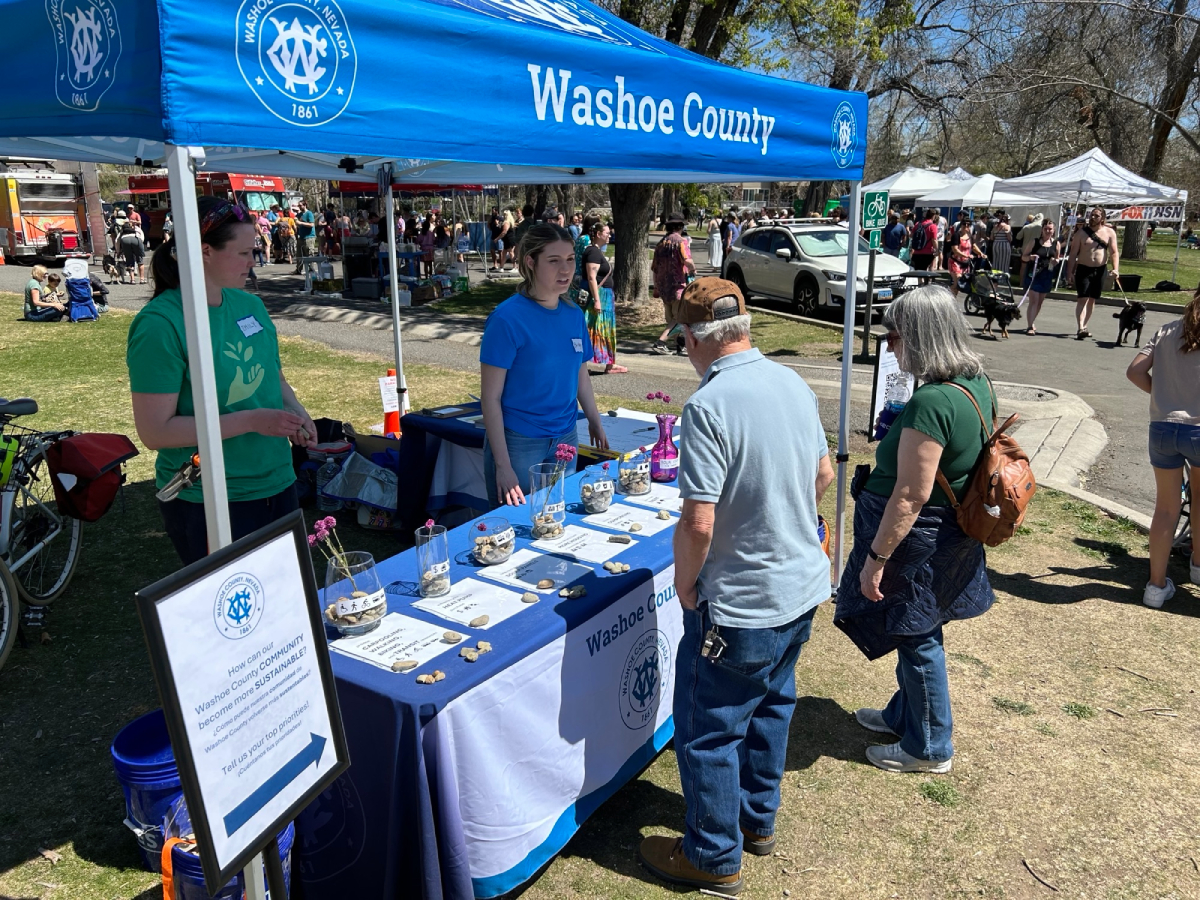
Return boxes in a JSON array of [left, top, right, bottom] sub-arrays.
[[834, 285, 996, 776], [126, 197, 318, 566], [24, 265, 66, 322]]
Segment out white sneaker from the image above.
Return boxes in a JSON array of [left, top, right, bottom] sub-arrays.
[[854, 708, 898, 735], [1143, 579, 1175, 609], [866, 742, 952, 774]]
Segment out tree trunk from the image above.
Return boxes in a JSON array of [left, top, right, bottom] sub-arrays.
[[609, 182, 656, 307], [803, 182, 831, 216], [1121, 221, 1148, 262], [533, 186, 550, 220], [661, 185, 677, 226]]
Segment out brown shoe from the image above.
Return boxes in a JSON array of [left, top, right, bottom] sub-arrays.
[[638, 835, 742, 896], [740, 826, 775, 856]]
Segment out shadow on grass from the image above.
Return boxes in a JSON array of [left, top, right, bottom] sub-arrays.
[[990, 537, 1199, 618], [786, 695, 872, 770]]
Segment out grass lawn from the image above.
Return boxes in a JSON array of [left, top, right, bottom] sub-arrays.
[[1118, 231, 1200, 303], [431, 282, 843, 359], [1, 293, 1197, 899]]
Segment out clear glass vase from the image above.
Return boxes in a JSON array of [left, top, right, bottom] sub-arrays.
[[324, 551, 386, 636], [473, 516, 515, 565], [617, 452, 651, 495], [529, 462, 567, 540], [579, 467, 615, 514], [415, 524, 451, 597], [650, 414, 679, 483]]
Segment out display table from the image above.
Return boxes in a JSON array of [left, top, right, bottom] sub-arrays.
[[294, 470, 685, 899], [399, 406, 679, 523]]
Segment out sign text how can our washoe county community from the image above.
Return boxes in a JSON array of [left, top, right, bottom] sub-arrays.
[[528, 65, 778, 156]]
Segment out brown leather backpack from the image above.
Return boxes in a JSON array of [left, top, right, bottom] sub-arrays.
[[933, 381, 1036, 547]]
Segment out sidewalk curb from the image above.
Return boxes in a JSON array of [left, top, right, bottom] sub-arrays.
[[745, 305, 867, 336], [1040, 480, 1152, 533]]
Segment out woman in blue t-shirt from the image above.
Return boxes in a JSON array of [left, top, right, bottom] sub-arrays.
[[480, 223, 610, 507]]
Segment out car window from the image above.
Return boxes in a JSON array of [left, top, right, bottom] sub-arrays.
[[790, 228, 870, 257], [745, 230, 772, 253], [769, 231, 794, 255]]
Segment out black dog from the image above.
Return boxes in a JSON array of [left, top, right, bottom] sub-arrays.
[[1114, 301, 1146, 346], [102, 253, 121, 283], [981, 295, 1022, 339]]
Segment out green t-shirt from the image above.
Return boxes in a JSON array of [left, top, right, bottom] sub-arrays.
[[126, 288, 295, 503], [865, 374, 995, 506], [24, 278, 42, 317]]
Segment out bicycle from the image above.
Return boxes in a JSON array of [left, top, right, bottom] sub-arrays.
[[0, 398, 84, 670]]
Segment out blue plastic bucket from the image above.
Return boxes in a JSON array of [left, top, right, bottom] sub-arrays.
[[164, 795, 294, 900], [110, 709, 182, 872]]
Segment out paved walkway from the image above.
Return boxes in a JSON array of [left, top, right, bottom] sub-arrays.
[[0, 247, 1176, 523]]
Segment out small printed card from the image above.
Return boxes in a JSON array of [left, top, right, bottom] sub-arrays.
[[474, 548, 593, 594], [620, 482, 683, 513], [330, 613, 449, 671], [412, 579, 530, 629], [581, 503, 676, 537], [531, 524, 636, 563]]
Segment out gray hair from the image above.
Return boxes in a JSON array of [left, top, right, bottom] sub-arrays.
[[690, 295, 751, 343], [882, 285, 983, 382]]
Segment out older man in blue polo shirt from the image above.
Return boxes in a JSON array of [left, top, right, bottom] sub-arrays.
[[638, 278, 835, 897]]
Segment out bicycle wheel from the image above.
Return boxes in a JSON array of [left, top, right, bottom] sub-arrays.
[[0, 563, 18, 672], [8, 447, 82, 605]]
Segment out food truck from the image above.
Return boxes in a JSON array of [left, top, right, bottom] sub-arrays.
[[124, 172, 288, 245], [0, 166, 86, 261]]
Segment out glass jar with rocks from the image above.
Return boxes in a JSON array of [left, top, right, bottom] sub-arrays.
[[324, 551, 386, 637], [529, 462, 567, 540], [579, 463, 615, 514], [617, 452, 651, 496], [416, 519, 451, 597], [472, 516, 515, 565]]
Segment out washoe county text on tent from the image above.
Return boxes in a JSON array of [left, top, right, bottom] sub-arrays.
[[528, 66, 778, 156]]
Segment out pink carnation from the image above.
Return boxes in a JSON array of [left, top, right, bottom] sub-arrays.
[[646, 393, 654, 400], [424, 518, 435, 529], [663, 395, 671, 403], [322, 516, 338, 529], [654, 391, 664, 399], [307, 534, 317, 547]]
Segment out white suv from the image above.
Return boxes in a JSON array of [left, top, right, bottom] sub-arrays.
[[722, 222, 913, 316]]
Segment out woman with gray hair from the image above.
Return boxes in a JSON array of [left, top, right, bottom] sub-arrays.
[[834, 285, 997, 774]]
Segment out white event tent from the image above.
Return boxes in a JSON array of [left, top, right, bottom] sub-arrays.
[[915, 174, 1043, 208], [862, 166, 959, 200], [997, 148, 1190, 280]]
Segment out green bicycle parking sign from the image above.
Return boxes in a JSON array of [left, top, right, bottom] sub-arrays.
[[862, 191, 889, 230]]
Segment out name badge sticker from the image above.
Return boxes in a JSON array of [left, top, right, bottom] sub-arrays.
[[572, 338, 583, 353], [236, 315, 264, 338]]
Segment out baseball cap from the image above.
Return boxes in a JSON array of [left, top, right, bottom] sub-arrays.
[[669, 277, 747, 325]]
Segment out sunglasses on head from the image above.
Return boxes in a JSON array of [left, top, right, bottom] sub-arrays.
[[199, 201, 251, 237]]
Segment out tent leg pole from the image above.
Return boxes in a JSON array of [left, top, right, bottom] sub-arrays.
[[384, 168, 408, 414], [165, 143, 232, 553], [1171, 215, 1183, 283], [833, 181, 863, 588]]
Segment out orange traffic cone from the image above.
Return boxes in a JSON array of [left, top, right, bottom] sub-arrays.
[[384, 368, 401, 438]]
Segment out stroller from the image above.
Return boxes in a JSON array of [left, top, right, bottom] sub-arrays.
[[961, 257, 1021, 335], [63, 258, 99, 322]]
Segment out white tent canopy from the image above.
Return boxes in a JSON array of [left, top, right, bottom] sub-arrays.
[[916, 173, 1043, 208], [996, 148, 1188, 205], [862, 167, 958, 198]]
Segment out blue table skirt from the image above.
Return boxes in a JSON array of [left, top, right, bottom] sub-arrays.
[[296, 468, 682, 899]]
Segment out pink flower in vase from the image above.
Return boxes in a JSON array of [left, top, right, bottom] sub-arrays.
[[554, 443, 577, 463], [424, 518, 435, 530], [307, 534, 317, 547]]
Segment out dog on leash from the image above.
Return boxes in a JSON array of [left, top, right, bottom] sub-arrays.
[[1114, 301, 1147, 346], [102, 254, 121, 283], [981, 295, 1022, 339]]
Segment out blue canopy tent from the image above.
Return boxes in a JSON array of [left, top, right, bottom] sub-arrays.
[[1, 0, 866, 892]]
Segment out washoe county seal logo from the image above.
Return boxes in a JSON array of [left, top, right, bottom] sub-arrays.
[[831, 101, 857, 169], [236, 0, 356, 127], [48, 0, 123, 112], [619, 629, 671, 731], [214, 572, 265, 640]]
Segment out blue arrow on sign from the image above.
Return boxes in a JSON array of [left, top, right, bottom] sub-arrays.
[[223, 732, 326, 837]]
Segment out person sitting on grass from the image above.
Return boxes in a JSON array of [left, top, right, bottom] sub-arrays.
[[23, 265, 66, 322]]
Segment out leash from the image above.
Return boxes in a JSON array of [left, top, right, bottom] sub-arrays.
[[1113, 273, 1130, 306], [1017, 256, 1038, 310]]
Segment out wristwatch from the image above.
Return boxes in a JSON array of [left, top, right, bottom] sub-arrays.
[[867, 547, 890, 563]]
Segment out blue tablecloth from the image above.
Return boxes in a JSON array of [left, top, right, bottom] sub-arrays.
[[295, 469, 682, 899]]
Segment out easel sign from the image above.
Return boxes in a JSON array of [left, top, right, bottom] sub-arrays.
[[134, 511, 348, 893], [868, 333, 916, 442]]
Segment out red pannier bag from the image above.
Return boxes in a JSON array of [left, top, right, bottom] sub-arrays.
[[44, 433, 139, 522]]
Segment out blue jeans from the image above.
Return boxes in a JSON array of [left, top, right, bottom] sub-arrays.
[[25, 306, 64, 322], [881, 626, 953, 762], [1148, 421, 1200, 469], [482, 426, 577, 509], [674, 603, 817, 876]]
